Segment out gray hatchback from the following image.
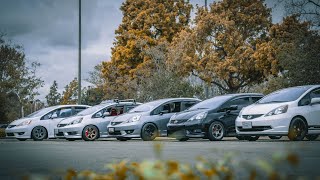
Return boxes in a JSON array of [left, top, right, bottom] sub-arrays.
[[107, 98, 201, 141]]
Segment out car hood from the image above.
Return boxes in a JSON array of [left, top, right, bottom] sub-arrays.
[[172, 109, 208, 120], [111, 112, 144, 123], [242, 102, 289, 115], [9, 117, 37, 126]]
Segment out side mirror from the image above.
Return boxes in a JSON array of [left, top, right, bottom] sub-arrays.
[[51, 114, 58, 119], [159, 110, 169, 115], [310, 97, 320, 105], [103, 111, 110, 117]]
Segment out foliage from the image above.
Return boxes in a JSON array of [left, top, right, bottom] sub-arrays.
[[168, 0, 278, 94], [0, 35, 43, 122], [101, 0, 193, 99], [81, 86, 105, 106], [0, 128, 5, 138], [60, 78, 78, 105], [45, 80, 61, 106]]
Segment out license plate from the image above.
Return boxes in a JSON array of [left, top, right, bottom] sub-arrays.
[[108, 127, 115, 133], [242, 122, 252, 129]]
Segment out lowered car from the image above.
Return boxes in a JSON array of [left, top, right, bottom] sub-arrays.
[[236, 85, 320, 141], [56, 99, 141, 141], [5, 105, 90, 141], [167, 93, 263, 141], [107, 98, 201, 141]]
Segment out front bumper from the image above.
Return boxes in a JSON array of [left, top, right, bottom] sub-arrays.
[[107, 122, 142, 138], [168, 121, 205, 138], [236, 114, 291, 136], [56, 124, 84, 139], [5, 126, 31, 139]]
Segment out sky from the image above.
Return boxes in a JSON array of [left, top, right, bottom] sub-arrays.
[[0, 0, 284, 102]]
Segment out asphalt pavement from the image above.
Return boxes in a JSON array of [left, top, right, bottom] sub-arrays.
[[0, 137, 319, 179]]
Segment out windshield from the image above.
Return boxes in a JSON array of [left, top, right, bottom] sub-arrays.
[[77, 104, 107, 116], [189, 95, 232, 110], [129, 100, 165, 113], [258, 86, 311, 104], [26, 106, 57, 118]]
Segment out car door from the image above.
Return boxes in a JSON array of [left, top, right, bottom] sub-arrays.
[[153, 101, 182, 136], [93, 105, 122, 137], [45, 107, 73, 138], [299, 88, 320, 131], [218, 96, 251, 133]]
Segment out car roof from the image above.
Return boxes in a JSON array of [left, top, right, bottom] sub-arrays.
[[225, 93, 264, 97], [48, 104, 91, 109], [145, 98, 201, 104]]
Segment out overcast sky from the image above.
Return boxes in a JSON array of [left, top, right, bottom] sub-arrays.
[[0, 0, 283, 102]]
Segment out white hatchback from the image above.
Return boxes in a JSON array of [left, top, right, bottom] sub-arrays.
[[5, 105, 90, 141], [236, 85, 320, 141]]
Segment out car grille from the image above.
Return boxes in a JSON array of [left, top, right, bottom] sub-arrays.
[[242, 114, 263, 120], [7, 125, 16, 129], [111, 122, 122, 126], [6, 133, 14, 136], [170, 119, 188, 124], [57, 124, 67, 128], [237, 126, 272, 132], [109, 131, 121, 135]]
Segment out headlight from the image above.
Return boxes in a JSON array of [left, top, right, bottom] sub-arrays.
[[16, 120, 32, 127], [187, 112, 208, 122], [124, 115, 141, 123], [68, 118, 83, 125], [265, 105, 288, 116]]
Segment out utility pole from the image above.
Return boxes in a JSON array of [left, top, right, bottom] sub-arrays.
[[78, 0, 82, 104], [205, 0, 207, 8], [204, 0, 209, 99]]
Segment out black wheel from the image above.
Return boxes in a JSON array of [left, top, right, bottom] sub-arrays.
[[116, 137, 130, 141], [236, 136, 246, 140], [268, 136, 282, 140], [66, 138, 76, 141], [288, 117, 307, 141], [31, 126, 47, 141], [246, 136, 260, 141], [208, 121, 225, 141], [305, 134, 319, 141], [141, 123, 158, 141], [17, 138, 27, 141], [82, 125, 99, 141]]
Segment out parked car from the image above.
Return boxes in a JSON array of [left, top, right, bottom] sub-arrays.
[[236, 85, 320, 141], [0, 124, 8, 129], [107, 98, 201, 141], [5, 105, 90, 141], [167, 93, 263, 141], [56, 99, 141, 141]]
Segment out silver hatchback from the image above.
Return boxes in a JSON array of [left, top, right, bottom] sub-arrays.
[[107, 98, 201, 141]]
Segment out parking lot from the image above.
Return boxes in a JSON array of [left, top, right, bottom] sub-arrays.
[[0, 137, 320, 179]]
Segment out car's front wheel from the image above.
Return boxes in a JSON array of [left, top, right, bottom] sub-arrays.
[[288, 117, 307, 141], [208, 121, 225, 141], [82, 125, 99, 141], [141, 123, 158, 141], [31, 126, 47, 141], [305, 134, 319, 141]]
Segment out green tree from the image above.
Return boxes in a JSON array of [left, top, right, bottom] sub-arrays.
[[0, 35, 43, 122], [60, 78, 78, 105], [45, 80, 61, 106], [168, 0, 277, 94]]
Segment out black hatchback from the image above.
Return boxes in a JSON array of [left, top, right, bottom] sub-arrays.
[[167, 93, 263, 141]]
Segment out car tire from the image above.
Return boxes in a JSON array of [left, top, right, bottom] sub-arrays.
[[208, 121, 225, 141], [246, 136, 260, 141], [305, 134, 319, 141], [66, 138, 76, 141], [82, 125, 99, 141], [236, 136, 246, 140], [17, 138, 27, 141], [268, 136, 282, 140], [288, 117, 307, 141], [141, 123, 158, 141], [116, 137, 130, 141], [31, 126, 47, 141]]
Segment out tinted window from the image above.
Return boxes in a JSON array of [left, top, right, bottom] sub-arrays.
[[258, 87, 311, 104], [311, 89, 320, 98], [181, 101, 198, 111], [252, 96, 262, 103], [74, 107, 87, 115], [41, 107, 73, 120], [189, 95, 232, 110], [153, 102, 181, 115], [221, 97, 251, 110], [299, 88, 320, 106]]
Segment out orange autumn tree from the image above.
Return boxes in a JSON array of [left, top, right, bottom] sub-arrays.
[[101, 0, 192, 99], [168, 0, 279, 93]]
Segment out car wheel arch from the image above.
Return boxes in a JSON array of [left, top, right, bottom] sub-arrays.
[[205, 119, 226, 132], [140, 122, 159, 135], [289, 115, 308, 131]]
